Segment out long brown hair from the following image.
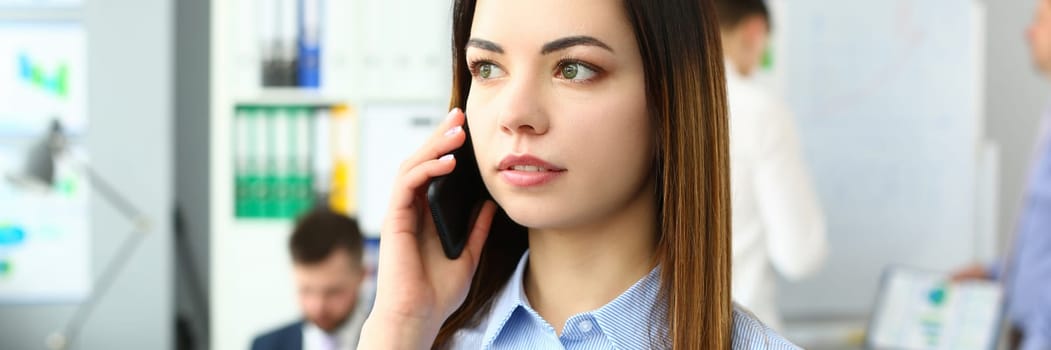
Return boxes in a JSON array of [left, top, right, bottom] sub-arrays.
[[435, 0, 731, 348]]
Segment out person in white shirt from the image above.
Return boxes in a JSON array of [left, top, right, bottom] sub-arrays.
[[715, 0, 829, 331], [252, 209, 370, 350]]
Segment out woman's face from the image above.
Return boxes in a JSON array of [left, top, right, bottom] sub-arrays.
[[465, 0, 653, 230]]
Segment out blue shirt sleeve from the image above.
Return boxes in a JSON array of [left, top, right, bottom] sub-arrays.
[[1020, 292, 1051, 350], [1021, 327, 1050, 350], [986, 259, 1003, 281]]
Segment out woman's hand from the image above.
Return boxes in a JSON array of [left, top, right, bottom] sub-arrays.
[[358, 108, 497, 349]]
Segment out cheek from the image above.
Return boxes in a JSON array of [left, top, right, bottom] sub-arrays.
[[565, 94, 652, 176], [466, 100, 498, 163], [465, 83, 495, 126], [340, 288, 358, 306], [1043, 28, 1051, 52], [593, 81, 650, 147], [1039, 18, 1051, 42], [298, 292, 320, 312]]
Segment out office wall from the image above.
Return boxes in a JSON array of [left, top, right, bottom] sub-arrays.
[[985, 0, 1049, 250]]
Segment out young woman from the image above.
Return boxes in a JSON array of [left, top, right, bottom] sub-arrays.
[[359, 0, 799, 348]]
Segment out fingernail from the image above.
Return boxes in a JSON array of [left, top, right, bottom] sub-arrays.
[[444, 125, 463, 137], [439, 154, 455, 162], [446, 108, 461, 121]]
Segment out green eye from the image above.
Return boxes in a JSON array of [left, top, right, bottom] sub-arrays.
[[475, 62, 505, 79], [561, 64, 578, 80], [558, 62, 597, 81]]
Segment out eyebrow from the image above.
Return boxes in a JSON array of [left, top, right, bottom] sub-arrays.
[[541, 36, 614, 54], [465, 35, 614, 55], [466, 38, 504, 53]]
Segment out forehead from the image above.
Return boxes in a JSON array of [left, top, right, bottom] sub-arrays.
[[470, 0, 635, 50]]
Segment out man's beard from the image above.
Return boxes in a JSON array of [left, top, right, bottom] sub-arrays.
[[311, 309, 354, 333]]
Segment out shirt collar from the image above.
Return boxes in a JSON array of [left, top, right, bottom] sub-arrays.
[[480, 250, 666, 348], [593, 264, 667, 348], [302, 294, 369, 349], [480, 252, 532, 347]]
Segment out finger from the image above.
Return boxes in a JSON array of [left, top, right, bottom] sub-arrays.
[[417, 199, 442, 251], [386, 155, 457, 221], [398, 108, 467, 175], [462, 200, 497, 265]]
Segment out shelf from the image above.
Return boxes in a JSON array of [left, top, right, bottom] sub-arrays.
[[232, 88, 351, 107]]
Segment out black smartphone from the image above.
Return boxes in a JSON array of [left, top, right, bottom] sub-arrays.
[[426, 119, 491, 259]]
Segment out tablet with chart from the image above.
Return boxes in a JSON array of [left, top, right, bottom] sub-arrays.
[[867, 267, 1002, 350]]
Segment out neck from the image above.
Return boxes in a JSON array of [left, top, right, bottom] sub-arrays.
[[523, 180, 658, 335]]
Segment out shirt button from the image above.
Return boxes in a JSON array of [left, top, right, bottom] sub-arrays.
[[578, 320, 594, 333]]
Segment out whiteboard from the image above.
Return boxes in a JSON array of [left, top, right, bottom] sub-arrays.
[[0, 23, 90, 303], [769, 0, 986, 318]]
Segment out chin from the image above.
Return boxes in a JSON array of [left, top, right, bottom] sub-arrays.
[[310, 315, 348, 332], [497, 197, 582, 230], [312, 320, 335, 331]]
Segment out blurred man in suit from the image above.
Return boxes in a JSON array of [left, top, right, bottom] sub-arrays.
[[252, 209, 367, 350]]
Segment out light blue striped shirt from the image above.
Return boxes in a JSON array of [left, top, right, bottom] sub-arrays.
[[449, 252, 799, 349]]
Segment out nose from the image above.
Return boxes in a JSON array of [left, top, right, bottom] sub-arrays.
[[496, 76, 550, 136]]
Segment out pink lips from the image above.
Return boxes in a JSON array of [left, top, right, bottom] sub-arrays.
[[497, 155, 566, 187]]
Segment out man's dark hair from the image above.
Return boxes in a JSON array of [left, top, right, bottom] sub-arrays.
[[289, 208, 364, 266], [713, 0, 770, 30]]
